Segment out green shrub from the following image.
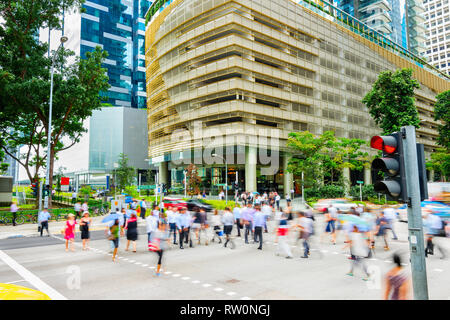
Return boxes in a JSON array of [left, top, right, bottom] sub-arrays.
[[349, 184, 377, 200], [304, 185, 345, 199], [204, 200, 236, 210]]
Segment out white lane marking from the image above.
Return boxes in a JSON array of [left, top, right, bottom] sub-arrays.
[[332, 252, 339, 254], [181, 277, 190, 280], [149, 266, 155, 269], [434, 268, 443, 272], [164, 271, 172, 275], [401, 263, 408, 266], [202, 283, 212, 288], [321, 250, 328, 253], [214, 287, 224, 292], [192, 280, 200, 284], [135, 262, 142, 265], [142, 264, 149, 267], [172, 274, 181, 277], [370, 258, 378, 261], [226, 292, 236, 296], [384, 260, 391, 263], [5, 279, 26, 285], [0, 250, 67, 300], [241, 296, 251, 300], [129, 260, 136, 263]]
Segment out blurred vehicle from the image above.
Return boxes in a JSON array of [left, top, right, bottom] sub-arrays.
[[397, 201, 450, 236], [0, 283, 51, 300], [187, 199, 213, 212], [162, 198, 187, 210], [313, 199, 354, 213]]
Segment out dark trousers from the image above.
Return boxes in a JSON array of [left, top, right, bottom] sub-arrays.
[[254, 226, 263, 249], [179, 229, 188, 248], [244, 222, 253, 243], [40, 221, 49, 236], [235, 219, 241, 236], [156, 250, 164, 265], [169, 223, 177, 243], [140, 208, 146, 219], [12, 212, 17, 226], [302, 236, 310, 257]]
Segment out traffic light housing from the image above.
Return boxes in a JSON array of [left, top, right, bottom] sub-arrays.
[[370, 133, 408, 202], [43, 184, 50, 197]]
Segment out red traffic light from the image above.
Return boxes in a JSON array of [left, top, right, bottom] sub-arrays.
[[370, 135, 397, 154]]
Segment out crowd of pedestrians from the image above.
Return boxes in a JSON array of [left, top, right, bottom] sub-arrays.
[[7, 189, 448, 300]]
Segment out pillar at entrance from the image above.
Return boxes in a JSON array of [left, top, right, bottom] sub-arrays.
[[429, 170, 434, 182], [245, 146, 257, 192], [364, 167, 371, 185], [159, 161, 169, 185], [343, 167, 350, 196], [283, 154, 293, 196]]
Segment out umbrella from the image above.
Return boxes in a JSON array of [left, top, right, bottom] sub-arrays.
[[338, 214, 371, 231], [252, 191, 260, 195], [102, 213, 122, 224]]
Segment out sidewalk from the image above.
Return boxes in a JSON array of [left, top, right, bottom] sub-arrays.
[[0, 215, 148, 240]]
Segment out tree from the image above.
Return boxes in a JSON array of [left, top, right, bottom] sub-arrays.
[[186, 164, 202, 197], [113, 153, 135, 191], [362, 68, 421, 134], [426, 148, 450, 182], [434, 90, 450, 150], [287, 131, 370, 189], [286, 131, 335, 188], [0, 1, 110, 207]]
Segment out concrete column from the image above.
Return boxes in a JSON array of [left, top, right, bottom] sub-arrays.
[[283, 154, 293, 197], [245, 146, 257, 192], [429, 170, 434, 182], [343, 167, 350, 196], [159, 161, 169, 185], [364, 167, 371, 185]]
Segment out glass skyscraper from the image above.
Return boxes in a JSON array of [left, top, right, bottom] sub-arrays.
[[80, 0, 151, 108]]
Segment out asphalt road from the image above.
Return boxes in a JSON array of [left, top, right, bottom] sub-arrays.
[[0, 216, 449, 300]]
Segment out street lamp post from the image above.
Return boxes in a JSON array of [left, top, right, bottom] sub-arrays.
[[212, 154, 227, 205], [44, 36, 68, 209]]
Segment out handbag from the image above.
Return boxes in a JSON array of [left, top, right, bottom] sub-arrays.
[[148, 238, 160, 251]]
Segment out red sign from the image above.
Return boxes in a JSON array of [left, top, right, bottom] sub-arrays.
[[60, 177, 70, 185]]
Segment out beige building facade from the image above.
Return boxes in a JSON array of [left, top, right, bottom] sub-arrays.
[[145, 0, 450, 195]]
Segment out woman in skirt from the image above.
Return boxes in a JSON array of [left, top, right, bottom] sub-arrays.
[[80, 211, 92, 250], [125, 212, 138, 252]]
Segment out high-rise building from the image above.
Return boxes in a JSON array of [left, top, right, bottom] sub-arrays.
[[81, 0, 150, 108], [332, 0, 426, 55], [144, 0, 449, 194], [424, 0, 450, 75]]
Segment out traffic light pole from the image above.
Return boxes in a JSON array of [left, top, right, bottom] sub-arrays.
[[401, 125, 429, 300]]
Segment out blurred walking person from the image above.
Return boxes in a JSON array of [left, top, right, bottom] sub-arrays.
[[384, 253, 411, 300], [108, 219, 121, 262], [10, 201, 18, 226], [383, 205, 398, 240], [125, 212, 138, 252], [424, 211, 446, 259], [210, 209, 222, 244], [252, 205, 265, 250], [38, 208, 51, 237], [166, 206, 178, 245], [176, 208, 191, 249], [74, 201, 81, 220], [241, 203, 255, 244], [149, 222, 170, 276], [80, 211, 92, 250], [146, 211, 158, 244], [296, 212, 313, 258], [275, 213, 293, 259], [233, 204, 242, 237], [140, 199, 147, 219], [344, 225, 370, 281], [375, 212, 390, 251], [222, 207, 235, 249], [64, 214, 77, 252]]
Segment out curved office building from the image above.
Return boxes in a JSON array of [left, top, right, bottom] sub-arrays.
[[145, 0, 450, 194]]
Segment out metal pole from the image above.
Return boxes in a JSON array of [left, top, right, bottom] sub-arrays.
[[138, 173, 141, 198], [301, 171, 304, 204], [38, 180, 43, 213], [225, 161, 228, 205], [184, 170, 187, 198], [402, 125, 428, 300], [360, 183, 362, 202], [44, 61, 55, 209]]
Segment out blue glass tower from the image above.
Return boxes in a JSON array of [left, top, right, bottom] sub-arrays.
[[80, 0, 151, 109]]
